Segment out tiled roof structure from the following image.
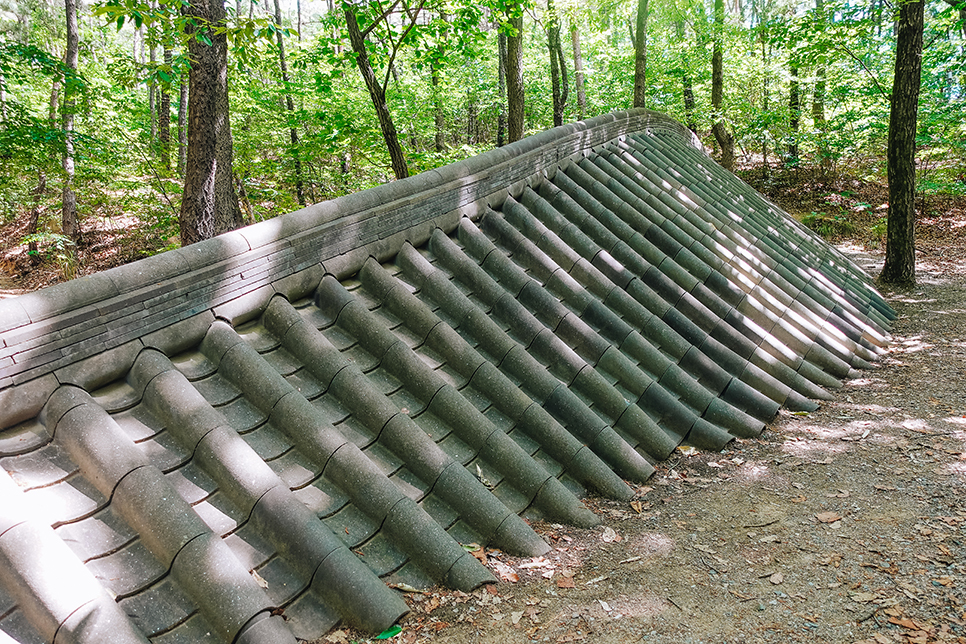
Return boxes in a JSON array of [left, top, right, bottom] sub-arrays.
[[0, 110, 893, 644]]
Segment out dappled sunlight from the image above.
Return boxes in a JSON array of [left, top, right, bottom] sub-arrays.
[[940, 460, 966, 481], [729, 460, 772, 483]]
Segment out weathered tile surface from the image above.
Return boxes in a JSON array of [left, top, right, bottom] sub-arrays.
[[0, 111, 893, 644]]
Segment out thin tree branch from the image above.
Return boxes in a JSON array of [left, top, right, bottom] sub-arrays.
[[379, 0, 426, 94], [359, 0, 402, 39], [835, 44, 890, 99]]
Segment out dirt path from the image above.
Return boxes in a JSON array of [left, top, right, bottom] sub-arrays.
[[320, 251, 966, 644]]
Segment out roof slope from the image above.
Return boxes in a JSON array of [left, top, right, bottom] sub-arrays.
[[0, 110, 893, 644]]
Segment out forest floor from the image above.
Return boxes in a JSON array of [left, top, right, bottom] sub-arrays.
[[2, 171, 966, 644]]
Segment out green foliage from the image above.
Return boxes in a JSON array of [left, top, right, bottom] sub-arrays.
[[0, 0, 963, 266]]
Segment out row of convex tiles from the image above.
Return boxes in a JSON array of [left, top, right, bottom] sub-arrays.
[[0, 131, 894, 644]]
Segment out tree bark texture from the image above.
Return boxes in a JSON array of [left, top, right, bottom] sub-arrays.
[[880, 0, 924, 286], [180, 0, 243, 246], [570, 24, 586, 119], [547, 0, 568, 126], [787, 64, 799, 163], [497, 32, 507, 147], [506, 11, 525, 143], [177, 70, 187, 176], [711, 0, 735, 170], [62, 0, 80, 244], [345, 7, 409, 179], [432, 62, 445, 152], [633, 0, 648, 108], [273, 0, 305, 204]]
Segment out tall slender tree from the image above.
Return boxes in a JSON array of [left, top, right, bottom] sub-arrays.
[[62, 0, 80, 245], [880, 0, 925, 286], [272, 0, 305, 204], [547, 0, 569, 125], [505, 7, 524, 142], [570, 21, 586, 119], [633, 0, 648, 108], [710, 0, 735, 169]]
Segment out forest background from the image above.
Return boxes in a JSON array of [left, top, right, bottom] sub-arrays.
[[0, 0, 964, 284]]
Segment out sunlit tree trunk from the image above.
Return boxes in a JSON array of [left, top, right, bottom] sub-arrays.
[[180, 0, 243, 245], [345, 6, 409, 179], [570, 23, 586, 119], [711, 0, 735, 170], [273, 0, 305, 204], [62, 0, 80, 245], [880, 0, 924, 286], [633, 0, 648, 108], [149, 2, 157, 142], [506, 9, 525, 142]]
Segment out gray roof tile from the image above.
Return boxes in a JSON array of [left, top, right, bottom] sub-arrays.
[[0, 110, 895, 643]]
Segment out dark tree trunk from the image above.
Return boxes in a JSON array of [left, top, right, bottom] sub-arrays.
[[432, 62, 445, 152], [62, 0, 80, 245], [177, 69, 187, 176], [880, 0, 924, 286], [710, 0, 735, 170], [570, 23, 586, 119], [345, 7, 409, 179], [683, 73, 697, 133], [180, 0, 243, 245], [787, 64, 800, 164], [159, 46, 172, 171], [547, 0, 568, 126], [497, 32, 507, 146], [28, 171, 46, 264], [506, 11, 525, 142], [273, 0, 305, 204], [633, 0, 648, 108]]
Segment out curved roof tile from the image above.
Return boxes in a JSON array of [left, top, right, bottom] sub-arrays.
[[0, 110, 892, 643]]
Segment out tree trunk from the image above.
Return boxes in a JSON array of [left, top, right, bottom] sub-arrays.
[[149, 4, 157, 142], [683, 73, 697, 134], [633, 0, 648, 108], [432, 62, 445, 151], [273, 0, 305, 204], [547, 0, 568, 126], [710, 0, 735, 170], [180, 0, 243, 245], [880, 0, 924, 286], [159, 46, 172, 171], [787, 64, 800, 164], [497, 32, 508, 146], [812, 0, 830, 173], [177, 68, 187, 176], [28, 171, 47, 264], [570, 23, 586, 119], [506, 11, 525, 142], [62, 0, 80, 245], [345, 7, 409, 179]]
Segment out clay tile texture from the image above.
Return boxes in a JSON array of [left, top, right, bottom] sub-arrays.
[[0, 110, 893, 644]]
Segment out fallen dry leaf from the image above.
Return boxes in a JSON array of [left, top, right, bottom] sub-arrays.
[[816, 511, 843, 524], [491, 561, 519, 583], [556, 576, 575, 589], [602, 526, 620, 542]]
